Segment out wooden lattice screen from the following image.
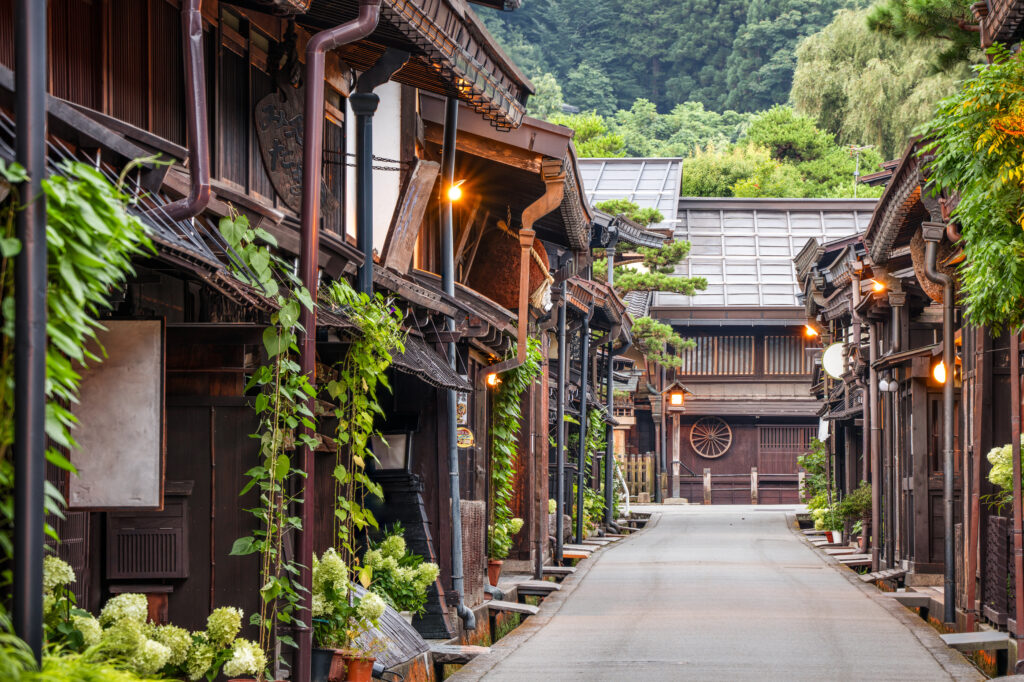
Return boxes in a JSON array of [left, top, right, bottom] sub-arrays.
[[679, 336, 754, 376], [758, 425, 816, 475], [763, 335, 815, 375]]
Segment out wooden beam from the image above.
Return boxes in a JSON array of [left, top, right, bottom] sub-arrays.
[[381, 160, 440, 273], [423, 123, 542, 174]]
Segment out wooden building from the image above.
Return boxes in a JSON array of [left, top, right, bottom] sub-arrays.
[[654, 198, 876, 504], [1, 0, 620, 674]]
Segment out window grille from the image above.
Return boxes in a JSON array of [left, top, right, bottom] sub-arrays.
[[679, 336, 754, 376], [764, 335, 815, 375]]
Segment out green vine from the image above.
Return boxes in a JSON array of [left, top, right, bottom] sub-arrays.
[[572, 408, 607, 535], [920, 45, 1024, 331], [321, 279, 404, 584], [488, 339, 543, 559], [221, 214, 314, 677], [0, 160, 153, 610]]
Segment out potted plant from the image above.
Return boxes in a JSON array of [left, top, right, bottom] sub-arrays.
[[364, 526, 440, 624], [487, 517, 524, 586], [337, 594, 388, 682], [838, 481, 872, 545]]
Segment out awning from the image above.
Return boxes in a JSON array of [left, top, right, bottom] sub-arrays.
[[392, 335, 472, 392]]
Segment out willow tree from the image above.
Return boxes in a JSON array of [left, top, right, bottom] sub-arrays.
[[792, 8, 971, 157]]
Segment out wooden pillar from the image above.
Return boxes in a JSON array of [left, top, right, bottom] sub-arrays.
[[671, 414, 681, 499], [703, 468, 711, 506], [750, 467, 759, 505]]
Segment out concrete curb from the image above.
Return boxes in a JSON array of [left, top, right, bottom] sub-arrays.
[[447, 514, 661, 680], [785, 514, 984, 682]]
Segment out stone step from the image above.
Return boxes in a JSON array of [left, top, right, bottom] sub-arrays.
[[430, 644, 490, 665], [487, 600, 539, 616], [883, 592, 932, 608], [516, 580, 561, 596], [941, 631, 1010, 652], [542, 566, 577, 576]]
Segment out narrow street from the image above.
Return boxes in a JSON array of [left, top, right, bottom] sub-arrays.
[[454, 506, 983, 682]]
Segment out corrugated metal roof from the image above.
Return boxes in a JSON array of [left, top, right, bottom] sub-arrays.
[[578, 158, 682, 232], [654, 198, 876, 308]]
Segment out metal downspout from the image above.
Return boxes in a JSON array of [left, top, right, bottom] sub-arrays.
[[657, 366, 666, 504], [554, 282, 568, 563], [1011, 331, 1024, 671], [13, 0, 46, 663], [605, 335, 632, 525], [921, 222, 955, 625], [162, 0, 210, 222], [869, 322, 881, 572], [575, 312, 590, 543], [439, 97, 475, 630], [297, 4, 381, 679]]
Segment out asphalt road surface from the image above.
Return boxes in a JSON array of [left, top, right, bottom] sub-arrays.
[[453, 505, 982, 682]]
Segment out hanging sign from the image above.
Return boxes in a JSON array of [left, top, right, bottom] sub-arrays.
[[821, 343, 846, 380], [254, 86, 339, 215], [456, 427, 475, 448], [457, 392, 469, 425]]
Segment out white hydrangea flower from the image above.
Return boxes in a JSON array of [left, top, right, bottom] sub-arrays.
[[42, 556, 75, 594], [100, 618, 146, 654], [313, 548, 349, 595], [380, 534, 406, 559], [356, 592, 386, 623], [221, 638, 267, 678], [72, 615, 102, 647], [206, 606, 243, 647], [128, 638, 171, 676], [149, 624, 192, 666], [185, 639, 215, 681], [99, 593, 148, 626]]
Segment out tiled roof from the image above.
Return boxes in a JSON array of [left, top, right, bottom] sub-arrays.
[[654, 198, 876, 308], [578, 158, 682, 232]]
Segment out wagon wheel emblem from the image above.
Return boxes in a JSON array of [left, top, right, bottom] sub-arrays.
[[690, 417, 732, 459]]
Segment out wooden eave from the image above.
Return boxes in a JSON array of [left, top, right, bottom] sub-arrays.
[[981, 0, 1024, 47], [300, 0, 531, 129], [865, 139, 931, 265]]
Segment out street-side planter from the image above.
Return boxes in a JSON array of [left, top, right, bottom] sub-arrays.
[[341, 654, 376, 682], [487, 558, 504, 587], [311, 647, 346, 682]]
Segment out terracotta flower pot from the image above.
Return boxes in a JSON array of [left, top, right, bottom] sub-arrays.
[[487, 559, 503, 587], [342, 656, 375, 682]]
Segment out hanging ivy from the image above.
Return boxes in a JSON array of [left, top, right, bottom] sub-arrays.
[[321, 279, 404, 585], [920, 45, 1024, 331], [0, 160, 153, 611], [487, 339, 543, 559], [222, 214, 314, 676]]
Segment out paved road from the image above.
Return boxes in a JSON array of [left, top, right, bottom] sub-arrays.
[[454, 505, 982, 682]]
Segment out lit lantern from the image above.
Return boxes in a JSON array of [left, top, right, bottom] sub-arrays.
[[933, 360, 947, 384], [447, 179, 466, 202], [663, 380, 691, 409], [486, 372, 500, 388], [804, 324, 819, 338], [871, 279, 886, 293], [669, 391, 685, 406]]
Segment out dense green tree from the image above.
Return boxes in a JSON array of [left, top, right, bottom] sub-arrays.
[[479, 0, 860, 114], [564, 62, 616, 116], [680, 108, 885, 198], [867, 0, 978, 71], [723, 0, 865, 112], [548, 112, 625, 158], [791, 8, 971, 158], [526, 72, 565, 120]]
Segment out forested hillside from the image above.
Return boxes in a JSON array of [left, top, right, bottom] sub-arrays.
[[479, 0, 866, 114]]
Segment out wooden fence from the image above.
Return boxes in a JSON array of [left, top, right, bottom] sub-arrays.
[[620, 452, 656, 500]]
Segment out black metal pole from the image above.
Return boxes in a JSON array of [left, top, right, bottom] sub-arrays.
[[350, 92, 378, 295], [13, 0, 47, 663], [657, 365, 666, 504], [555, 283, 567, 563], [575, 314, 590, 543]]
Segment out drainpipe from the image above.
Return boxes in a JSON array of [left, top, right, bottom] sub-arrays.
[[889, 291, 905, 354], [921, 221, 955, 625], [605, 334, 632, 525], [869, 321, 881, 572], [298, 4, 381, 679], [439, 96, 475, 631], [575, 312, 590, 543], [1011, 331, 1024, 671], [162, 0, 210, 222], [13, 0, 46, 663], [554, 282, 568, 563]]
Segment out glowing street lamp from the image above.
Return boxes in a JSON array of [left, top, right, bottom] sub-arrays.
[[662, 380, 691, 409], [933, 360, 947, 384], [804, 324, 819, 338], [485, 372, 500, 388], [871, 279, 886, 293], [447, 179, 466, 202]]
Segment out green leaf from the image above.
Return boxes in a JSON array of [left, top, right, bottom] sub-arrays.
[[230, 537, 257, 556], [263, 326, 286, 357], [0, 237, 20, 257]]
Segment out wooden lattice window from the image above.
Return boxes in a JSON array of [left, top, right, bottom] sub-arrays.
[[679, 336, 754, 376], [758, 425, 816, 475], [764, 335, 815, 375]]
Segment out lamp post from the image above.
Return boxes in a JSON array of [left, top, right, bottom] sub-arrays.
[[662, 381, 690, 499]]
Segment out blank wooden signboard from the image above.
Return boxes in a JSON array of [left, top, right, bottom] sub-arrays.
[[69, 320, 164, 510]]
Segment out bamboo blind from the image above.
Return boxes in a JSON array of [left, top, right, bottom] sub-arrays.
[[679, 336, 754, 376]]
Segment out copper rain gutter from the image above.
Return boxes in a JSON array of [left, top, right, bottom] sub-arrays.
[[163, 0, 210, 221], [297, 3, 381, 680]]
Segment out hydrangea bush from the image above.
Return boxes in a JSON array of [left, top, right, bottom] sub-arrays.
[[364, 526, 440, 617], [985, 435, 1024, 512], [39, 558, 264, 680], [311, 548, 388, 658]]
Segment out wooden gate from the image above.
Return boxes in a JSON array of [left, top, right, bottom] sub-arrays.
[[621, 452, 655, 500]]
